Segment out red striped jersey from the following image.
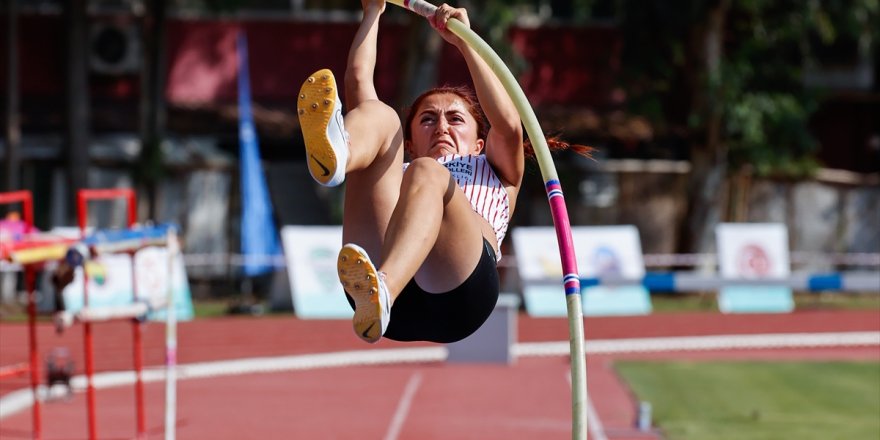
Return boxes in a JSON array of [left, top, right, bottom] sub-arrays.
[[408, 154, 509, 259]]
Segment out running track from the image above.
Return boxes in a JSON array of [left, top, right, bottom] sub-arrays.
[[1, 310, 878, 439]]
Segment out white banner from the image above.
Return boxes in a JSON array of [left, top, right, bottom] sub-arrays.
[[512, 225, 651, 316], [281, 225, 351, 319], [717, 223, 790, 279], [716, 223, 793, 313]]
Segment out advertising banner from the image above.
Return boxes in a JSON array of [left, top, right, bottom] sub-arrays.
[[716, 223, 794, 313], [281, 225, 351, 318], [512, 226, 651, 317]]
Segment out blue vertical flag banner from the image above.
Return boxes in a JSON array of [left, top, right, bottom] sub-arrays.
[[238, 31, 281, 276]]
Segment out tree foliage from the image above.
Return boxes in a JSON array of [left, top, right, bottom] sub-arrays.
[[619, 0, 878, 177]]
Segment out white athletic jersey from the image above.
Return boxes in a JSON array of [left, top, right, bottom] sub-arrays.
[[405, 154, 509, 259]]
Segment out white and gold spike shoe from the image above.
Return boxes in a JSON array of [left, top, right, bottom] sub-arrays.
[[297, 68, 349, 187], [337, 244, 391, 343]]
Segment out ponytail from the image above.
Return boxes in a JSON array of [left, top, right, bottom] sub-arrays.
[[523, 136, 595, 160]]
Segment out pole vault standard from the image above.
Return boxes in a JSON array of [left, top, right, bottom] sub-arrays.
[[386, 1, 587, 438]]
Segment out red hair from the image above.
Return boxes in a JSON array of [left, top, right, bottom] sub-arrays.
[[403, 86, 594, 159], [526, 136, 595, 160], [403, 86, 489, 142]]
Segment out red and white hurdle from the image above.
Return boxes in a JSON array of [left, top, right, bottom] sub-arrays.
[[1, 188, 180, 440]]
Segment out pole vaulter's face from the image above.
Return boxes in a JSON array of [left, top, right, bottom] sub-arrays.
[[407, 93, 485, 159]]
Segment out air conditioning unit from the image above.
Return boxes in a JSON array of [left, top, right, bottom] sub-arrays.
[[89, 19, 141, 75]]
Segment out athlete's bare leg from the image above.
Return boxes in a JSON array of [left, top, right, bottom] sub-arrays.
[[333, 2, 403, 261], [340, 103, 404, 263], [378, 158, 490, 298]]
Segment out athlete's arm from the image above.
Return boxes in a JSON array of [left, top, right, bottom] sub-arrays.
[[431, 4, 525, 191], [345, 1, 386, 108]]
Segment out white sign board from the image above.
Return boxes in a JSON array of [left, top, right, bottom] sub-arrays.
[[716, 223, 794, 313], [281, 225, 351, 319], [512, 225, 651, 317]]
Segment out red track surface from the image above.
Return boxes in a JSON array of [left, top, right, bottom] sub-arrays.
[[1, 310, 878, 439]]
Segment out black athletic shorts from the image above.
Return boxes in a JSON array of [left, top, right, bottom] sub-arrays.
[[345, 238, 500, 344]]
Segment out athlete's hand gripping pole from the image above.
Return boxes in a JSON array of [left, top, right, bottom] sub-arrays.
[[386, 1, 587, 438]]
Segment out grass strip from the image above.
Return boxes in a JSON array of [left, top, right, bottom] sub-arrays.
[[616, 360, 880, 440]]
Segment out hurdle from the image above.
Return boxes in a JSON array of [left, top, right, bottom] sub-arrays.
[[0, 190, 41, 439], [2, 189, 179, 439], [76, 188, 148, 440], [57, 220, 180, 440]]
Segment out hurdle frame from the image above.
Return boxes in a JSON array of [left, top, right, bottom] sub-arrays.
[[76, 188, 147, 440], [0, 190, 41, 439]]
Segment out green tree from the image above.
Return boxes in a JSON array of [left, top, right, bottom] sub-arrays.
[[617, 0, 878, 252]]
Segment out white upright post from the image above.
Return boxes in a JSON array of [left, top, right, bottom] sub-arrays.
[[164, 227, 179, 440]]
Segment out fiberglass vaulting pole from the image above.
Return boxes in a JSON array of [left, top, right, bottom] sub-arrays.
[[386, 1, 587, 438]]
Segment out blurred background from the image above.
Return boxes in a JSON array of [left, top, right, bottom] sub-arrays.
[[1, 0, 878, 312]]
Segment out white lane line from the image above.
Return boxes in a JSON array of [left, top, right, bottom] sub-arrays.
[[567, 370, 608, 440], [586, 397, 610, 440], [2, 331, 877, 420], [384, 372, 422, 440]]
